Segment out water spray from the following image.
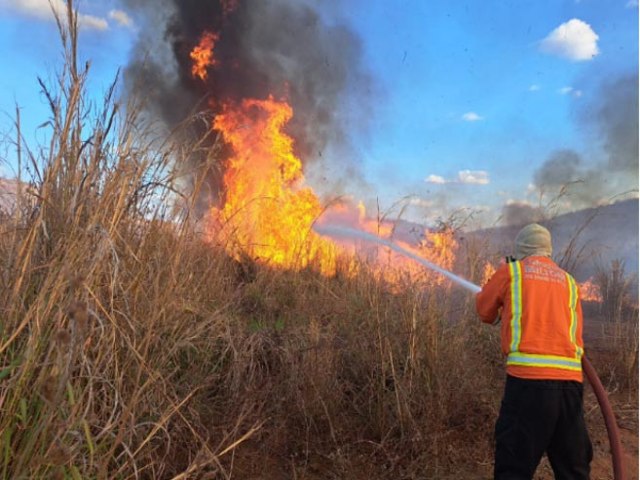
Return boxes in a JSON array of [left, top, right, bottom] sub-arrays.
[[313, 224, 481, 293], [314, 222, 626, 479]]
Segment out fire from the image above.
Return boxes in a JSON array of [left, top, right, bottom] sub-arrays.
[[204, 94, 460, 285], [481, 261, 496, 285], [211, 96, 335, 272], [189, 33, 460, 286], [413, 228, 457, 285], [579, 278, 603, 303], [190, 31, 219, 81]]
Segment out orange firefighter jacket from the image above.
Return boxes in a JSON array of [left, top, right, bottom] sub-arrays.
[[476, 256, 584, 382]]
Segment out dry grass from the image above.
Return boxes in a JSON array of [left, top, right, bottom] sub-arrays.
[[0, 3, 636, 479]]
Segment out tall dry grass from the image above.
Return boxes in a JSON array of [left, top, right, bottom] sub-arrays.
[[0, 3, 635, 479], [0, 5, 500, 478], [588, 259, 639, 395], [0, 4, 245, 478]]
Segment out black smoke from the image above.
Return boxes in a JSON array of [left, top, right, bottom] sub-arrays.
[[122, 0, 372, 209]]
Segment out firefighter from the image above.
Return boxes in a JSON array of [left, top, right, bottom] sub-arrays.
[[476, 223, 592, 480]]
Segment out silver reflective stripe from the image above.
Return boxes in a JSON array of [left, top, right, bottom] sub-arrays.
[[508, 261, 523, 352], [507, 352, 582, 371], [566, 273, 583, 357]]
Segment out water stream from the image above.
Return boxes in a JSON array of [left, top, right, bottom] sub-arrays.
[[313, 224, 482, 294]]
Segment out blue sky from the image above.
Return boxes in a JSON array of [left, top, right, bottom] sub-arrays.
[[0, 0, 637, 226]]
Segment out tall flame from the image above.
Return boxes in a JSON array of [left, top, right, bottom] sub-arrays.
[[190, 32, 219, 81], [211, 96, 335, 272], [190, 35, 461, 286]]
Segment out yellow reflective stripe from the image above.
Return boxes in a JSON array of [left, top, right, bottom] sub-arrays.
[[566, 273, 583, 358], [507, 352, 582, 371], [508, 261, 523, 352]]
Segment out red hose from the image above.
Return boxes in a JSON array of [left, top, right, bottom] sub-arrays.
[[582, 356, 626, 480]]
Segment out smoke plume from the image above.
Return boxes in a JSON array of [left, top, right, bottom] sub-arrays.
[[592, 74, 639, 175], [122, 0, 371, 207], [502, 73, 638, 226], [501, 202, 545, 226], [533, 149, 582, 189]]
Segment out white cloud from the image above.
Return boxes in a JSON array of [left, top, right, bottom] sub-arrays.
[[3, 0, 64, 20], [540, 19, 599, 61], [79, 14, 108, 30], [109, 9, 133, 27], [458, 170, 490, 185], [425, 174, 447, 184], [5, 0, 108, 30], [425, 170, 490, 185], [408, 197, 434, 208], [462, 112, 483, 122], [557, 86, 583, 98], [529, 84, 541, 92]]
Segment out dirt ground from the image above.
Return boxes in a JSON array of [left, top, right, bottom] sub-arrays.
[[226, 410, 638, 480], [229, 316, 638, 479]]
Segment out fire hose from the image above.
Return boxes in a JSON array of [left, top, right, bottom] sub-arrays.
[[582, 356, 626, 480], [314, 224, 626, 479]]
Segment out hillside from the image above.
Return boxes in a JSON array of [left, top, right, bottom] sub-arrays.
[[471, 199, 639, 282], [386, 199, 638, 285], [0, 177, 17, 213]]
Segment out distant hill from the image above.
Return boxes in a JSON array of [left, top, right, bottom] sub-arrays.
[[388, 199, 638, 286], [0, 178, 18, 213], [468, 199, 639, 283]]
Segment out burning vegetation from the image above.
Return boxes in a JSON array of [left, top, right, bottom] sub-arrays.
[[579, 277, 604, 303], [176, 2, 459, 287], [209, 95, 334, 272], [190, 31, 219, 81], [0, 2, 635, 479], [119, 0, 616, 297]]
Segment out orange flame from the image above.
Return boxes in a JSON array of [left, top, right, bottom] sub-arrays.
[[190, 31, 219, 81], [482, 261, 496, 285], [186, 8, 464, 289], [321, 203, 459, 288], [579, 278, 603, 303], [204, 94, 460, 287], [211, 96, 335, 272]]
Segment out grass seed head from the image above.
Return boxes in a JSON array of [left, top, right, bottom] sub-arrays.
[[40, 374, 59, 403], [67, 274, 84, 292], [67, 300, 88, 332], [45, 440, 72, 466], [55, 329, 71, 348]]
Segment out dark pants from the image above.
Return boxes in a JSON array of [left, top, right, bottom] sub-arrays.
[[494, 375, 593, 480]]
